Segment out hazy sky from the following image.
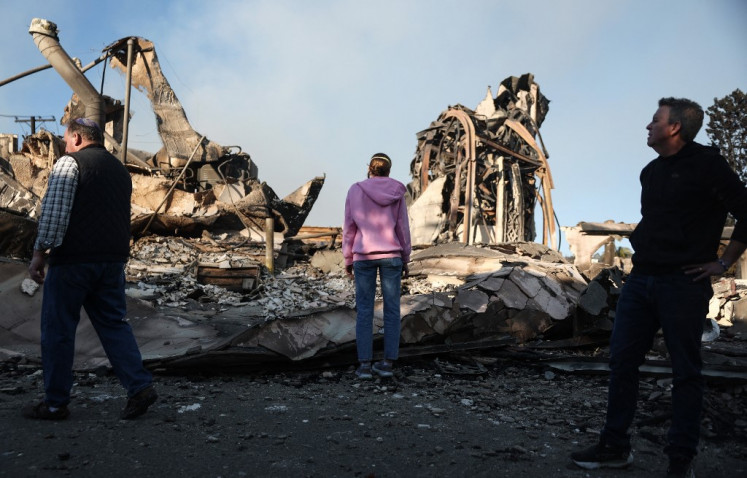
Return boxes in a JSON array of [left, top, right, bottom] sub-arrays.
[[1, 0, 745, 254]]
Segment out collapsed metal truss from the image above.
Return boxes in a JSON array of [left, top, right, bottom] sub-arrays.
[[408, 74, 557, 249]]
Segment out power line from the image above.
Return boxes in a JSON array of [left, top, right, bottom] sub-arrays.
[[4, 115, 57, 134]]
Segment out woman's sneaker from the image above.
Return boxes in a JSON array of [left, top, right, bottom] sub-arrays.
[[355, 363, 373, 380], [372, 360, 394, 378]]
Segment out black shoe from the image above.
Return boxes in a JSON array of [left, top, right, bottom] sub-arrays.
[[120, 386, 157, 419], [570, 439, 633, 469], [667, 455, 695, 477], [22, 401, 70, 420]]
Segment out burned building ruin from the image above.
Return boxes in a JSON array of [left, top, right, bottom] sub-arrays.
[[407, 74, 557, 250], [1, 19, 745, 378], [0, 18, 324, 261]]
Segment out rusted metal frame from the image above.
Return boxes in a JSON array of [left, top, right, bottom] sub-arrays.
[[503, 119, 557, 250], [477, 135, 542, 167], [441, 108, 477, 244], [436, 121, 454, 173], [504, 119, 553, 188], [419, 138, 434, 191], [445, 121, 462, 237], [462, 138, 481, 244], [448, 135, 464, 238], [470, 154, 496, 244], [542, 170, 557, 249], [427, 117, 457, 197], [534, 186, 550, 246], [494, 154, 505, 243]]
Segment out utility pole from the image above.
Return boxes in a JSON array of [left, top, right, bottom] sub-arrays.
[[14, 116, 56, 134]]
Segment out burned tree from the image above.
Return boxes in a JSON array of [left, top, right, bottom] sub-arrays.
[[407, 74, 557, 249]]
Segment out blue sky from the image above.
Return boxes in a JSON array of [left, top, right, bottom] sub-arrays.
[[1, 0, 745, 254]]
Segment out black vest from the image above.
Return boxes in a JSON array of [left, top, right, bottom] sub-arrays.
[[49, 145, 132, 265]]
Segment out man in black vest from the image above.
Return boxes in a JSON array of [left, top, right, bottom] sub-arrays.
[[24, 117, 157, 420]]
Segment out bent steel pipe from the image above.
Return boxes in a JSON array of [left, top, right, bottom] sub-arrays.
[[28, 18, 104, 129]]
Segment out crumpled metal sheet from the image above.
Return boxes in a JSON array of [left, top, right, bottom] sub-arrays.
[[0, 261, 223, 369]]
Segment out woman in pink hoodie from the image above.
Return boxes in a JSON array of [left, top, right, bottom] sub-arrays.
[[343, 153, 411, 379]]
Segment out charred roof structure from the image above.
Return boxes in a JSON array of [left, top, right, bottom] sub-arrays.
[[407, 74, 556, 250]]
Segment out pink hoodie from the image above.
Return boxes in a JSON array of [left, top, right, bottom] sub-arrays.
[[342, 176, 411, 266]]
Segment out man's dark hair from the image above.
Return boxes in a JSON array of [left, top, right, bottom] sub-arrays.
[[68, 117, 104, 144], [659, 97, 704, 143]]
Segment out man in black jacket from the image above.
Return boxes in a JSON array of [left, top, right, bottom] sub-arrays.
[[24, 118, 157, 420], [571, 98, 747, 477]]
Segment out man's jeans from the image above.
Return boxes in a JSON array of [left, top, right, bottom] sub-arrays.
[[353, 258, 403, 362], [601, 272, 712, 457], [41, 262, 152, 407]]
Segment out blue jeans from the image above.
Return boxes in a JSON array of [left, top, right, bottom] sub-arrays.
[[353, 258, 403, 362], [601, 272, 712, 458], [41, 262, 152, 407]]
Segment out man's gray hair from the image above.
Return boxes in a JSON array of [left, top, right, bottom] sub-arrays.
[[68, 117, 104, 144], [658, 97, 704, 143]]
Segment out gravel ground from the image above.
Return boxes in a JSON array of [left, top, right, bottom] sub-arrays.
[[1, 352, 745, 478]]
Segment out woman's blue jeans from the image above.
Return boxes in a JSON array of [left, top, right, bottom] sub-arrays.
[[601, 272, 712, 458], [41, 262, 153, 407], [353, 258, 402, 362]]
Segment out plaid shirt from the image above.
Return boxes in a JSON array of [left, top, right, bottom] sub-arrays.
[[34, 155, 79, 251]]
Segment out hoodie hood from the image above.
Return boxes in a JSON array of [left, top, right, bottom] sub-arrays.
[[355, 177, 406, 206]]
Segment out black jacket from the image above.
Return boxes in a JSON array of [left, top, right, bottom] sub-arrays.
[[49, 145, 132, 265], [630, 141, 747, 274]]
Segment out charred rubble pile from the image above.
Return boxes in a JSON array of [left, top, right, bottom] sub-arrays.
[[109, 237, 745, 373], [125, 232, 356, 314]]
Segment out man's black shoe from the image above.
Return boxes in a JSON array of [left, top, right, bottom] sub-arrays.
[[22, 401, 70, 420], [570, 439, 633, 469], [667, 454, 695, 477], [120, 386, 157, 419]]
